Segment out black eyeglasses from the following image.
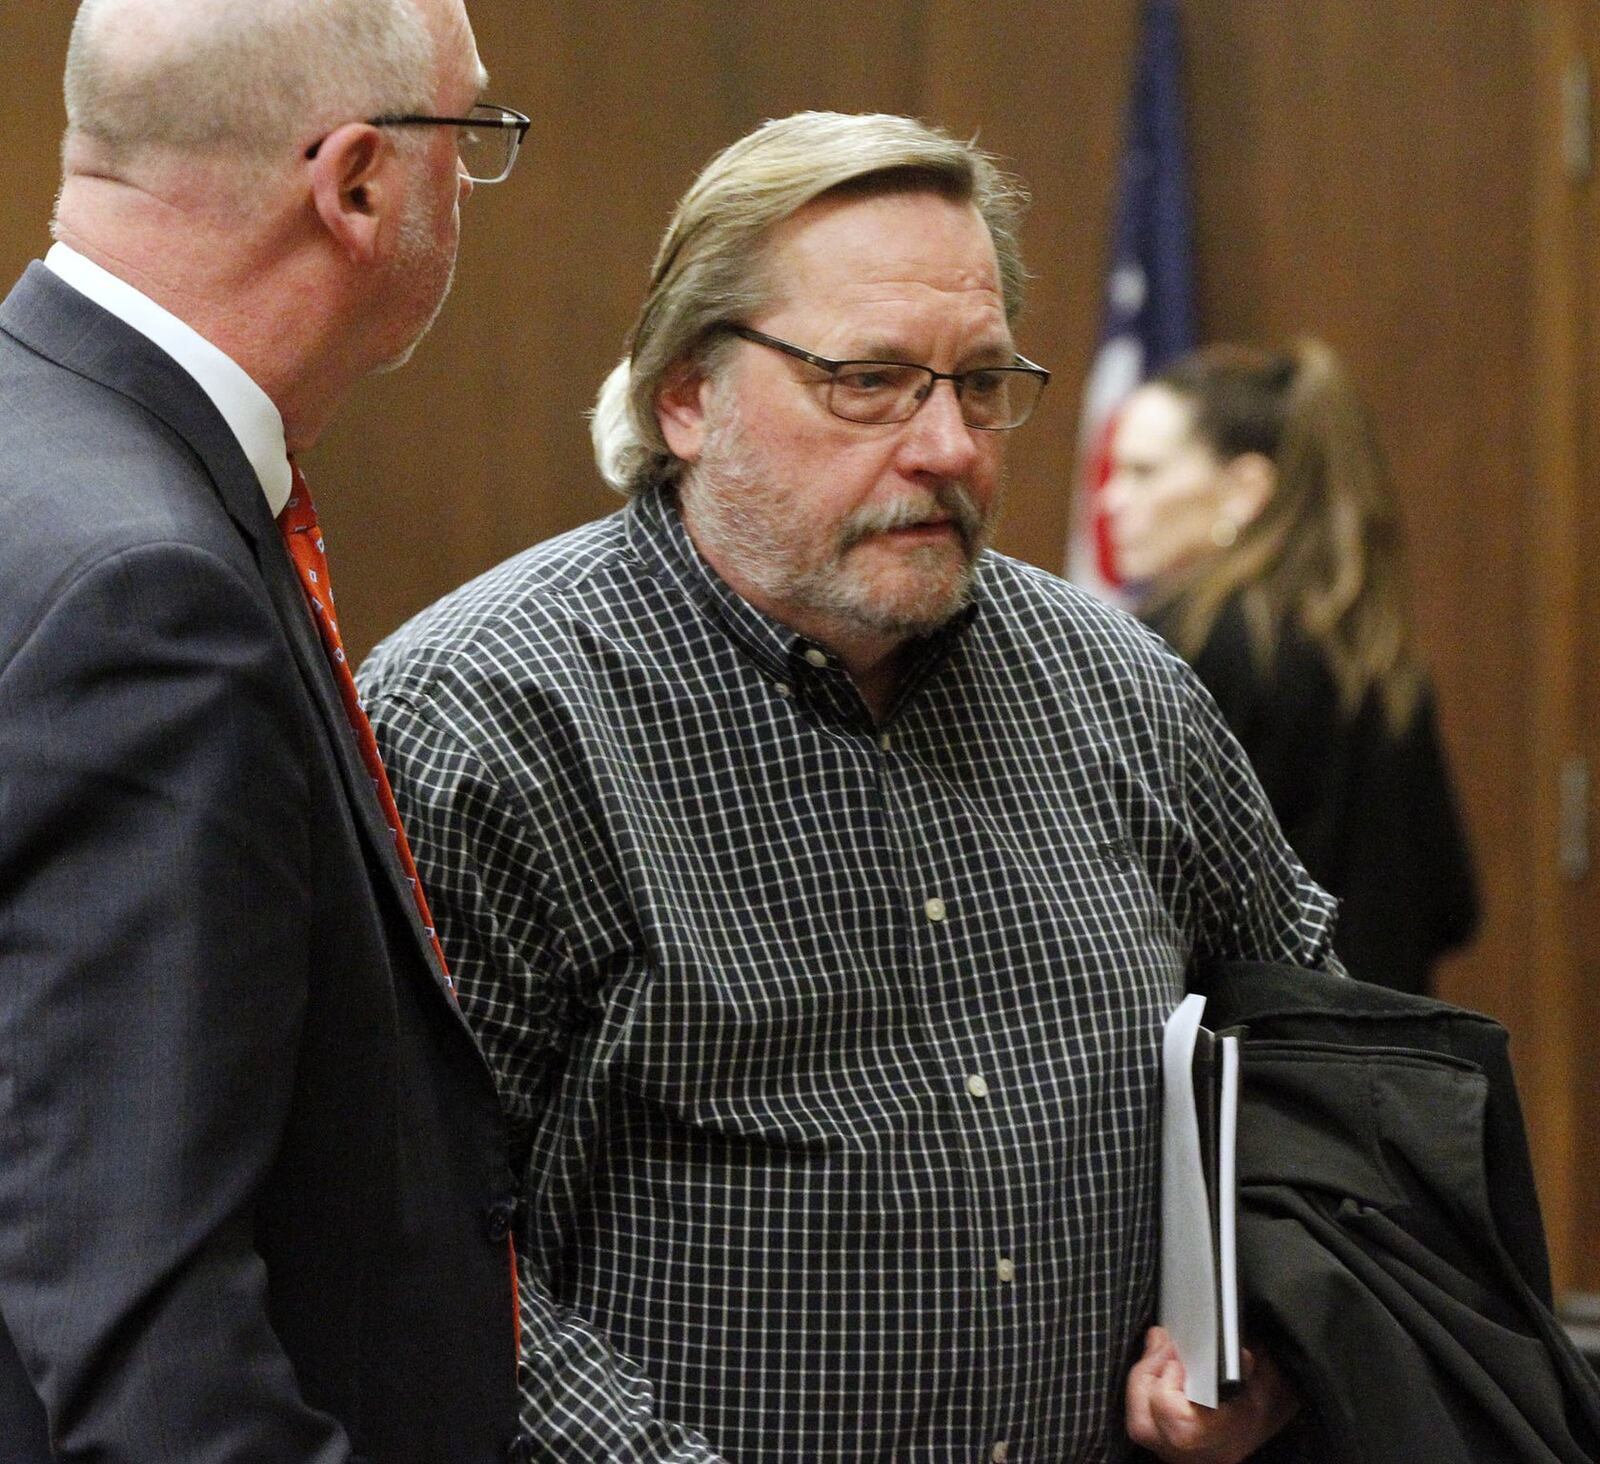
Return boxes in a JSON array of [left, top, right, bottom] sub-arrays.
[[728, 325, 1051, 431], [305, 102, 530, 184]]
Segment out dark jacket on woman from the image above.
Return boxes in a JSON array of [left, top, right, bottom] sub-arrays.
[[1148, 597, 1478, 994]]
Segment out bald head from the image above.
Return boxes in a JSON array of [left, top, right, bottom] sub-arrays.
[[52, 0, 491, 452], [64, 0, 437, 177]]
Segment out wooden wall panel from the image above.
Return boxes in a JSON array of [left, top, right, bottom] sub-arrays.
[[1, 1, 1593, 1289], [1522, 0, 1588, 1291], [1559, 0, 1600, 1293], [0, 7, 76, 280]]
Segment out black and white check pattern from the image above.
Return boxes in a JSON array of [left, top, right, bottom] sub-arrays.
[[359, 487, 1340, 1463]]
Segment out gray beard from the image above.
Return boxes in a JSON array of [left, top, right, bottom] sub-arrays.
[[681, 412, 995, 644]]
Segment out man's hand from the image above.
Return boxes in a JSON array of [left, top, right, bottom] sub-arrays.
[[1125, 1326, 1299, 1463]]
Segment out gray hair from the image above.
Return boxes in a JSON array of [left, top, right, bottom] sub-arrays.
[[63, 0, 435, 175], [590, 111, 1031, 497]]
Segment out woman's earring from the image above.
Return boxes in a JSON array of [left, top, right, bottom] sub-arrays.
[[1211, 516, 1239, 549]]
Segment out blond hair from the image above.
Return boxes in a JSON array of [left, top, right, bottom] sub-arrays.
[[591, 111, 1031, 496], [1149, 339, 1423, 733]]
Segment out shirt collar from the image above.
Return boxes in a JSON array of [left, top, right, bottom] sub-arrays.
[[44, 243, 293, 516], [625, 484, 981, 714], [627, 484, 804, 682]]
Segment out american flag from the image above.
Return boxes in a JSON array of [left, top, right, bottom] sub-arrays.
[[1066, 0, 1197, 603]]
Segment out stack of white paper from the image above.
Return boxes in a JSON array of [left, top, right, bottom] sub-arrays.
[[1159, 992, 1243, 1408]]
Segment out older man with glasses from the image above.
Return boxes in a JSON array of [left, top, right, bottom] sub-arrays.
[[0, 1, 529, 1460], [361, 111, 1325, 1463]]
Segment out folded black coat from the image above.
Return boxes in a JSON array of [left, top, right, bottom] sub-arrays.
[[1189, 959, 1600, 1464]]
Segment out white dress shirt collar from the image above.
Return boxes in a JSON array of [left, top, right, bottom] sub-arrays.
[[44, 242, 293, 517]]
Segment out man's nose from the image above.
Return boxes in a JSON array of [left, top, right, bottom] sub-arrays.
[[900, 379, 981, 474]]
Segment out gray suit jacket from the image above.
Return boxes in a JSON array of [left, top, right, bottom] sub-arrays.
[[0, 263, 520, 1461]]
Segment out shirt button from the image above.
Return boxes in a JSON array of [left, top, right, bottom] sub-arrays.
[[923, 896, 946, 922], [879, 731, 892, 751], [803, 646, 829, 667], [965, 1074, 989, 1099], [775, 681, 795, 698], [996, 1257, 1016, 1283], [484, 1198, 516, 1243], [991, 1443, 1010, 1463]]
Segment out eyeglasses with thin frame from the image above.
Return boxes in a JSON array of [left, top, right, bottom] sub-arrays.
[[727, 325, 1051, 431], [305, 102, 531, 184]]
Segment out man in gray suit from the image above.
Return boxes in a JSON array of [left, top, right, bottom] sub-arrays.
[[0, 1, 530, 1458]]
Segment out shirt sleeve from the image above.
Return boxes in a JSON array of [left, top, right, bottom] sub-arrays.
[[361, 676, 726, 1464]]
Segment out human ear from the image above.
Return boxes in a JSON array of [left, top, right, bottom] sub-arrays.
[[308, 124, 390, 265], [1220, 451, 1276, 527], [655, 360, 712, 465]]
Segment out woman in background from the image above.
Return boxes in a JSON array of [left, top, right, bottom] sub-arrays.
[[1104, 338, 1478, 995]]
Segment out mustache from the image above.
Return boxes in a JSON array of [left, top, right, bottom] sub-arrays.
[[838, 482, 985, 555]]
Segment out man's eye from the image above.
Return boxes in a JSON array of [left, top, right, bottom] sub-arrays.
[[963, 370, 1006, 397], [836, 366, 914, 394]]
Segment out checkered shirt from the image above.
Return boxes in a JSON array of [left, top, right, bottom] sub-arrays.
[[358, 486, 1340, 1463]]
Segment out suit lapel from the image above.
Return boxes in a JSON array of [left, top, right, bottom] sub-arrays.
[[1, 264, 464, 1016], [253, 521, 465, 1010]]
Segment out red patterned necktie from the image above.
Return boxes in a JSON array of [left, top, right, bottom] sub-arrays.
[[277, 462, 454, 995], [279, 464, 523, 1363]]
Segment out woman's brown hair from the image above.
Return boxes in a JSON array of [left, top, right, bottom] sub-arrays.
[[1146, 339, 1422, 733]]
